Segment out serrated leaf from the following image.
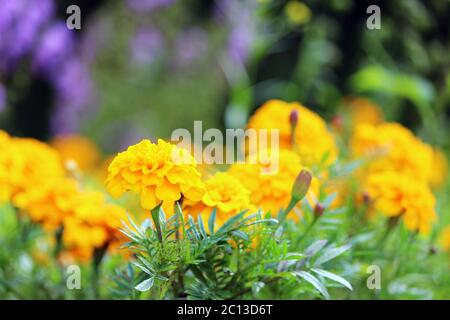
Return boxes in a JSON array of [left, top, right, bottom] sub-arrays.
[[134, 277, 154, 292], [294, 271, 330, 299], [311, 268, 353, 291], [314, 244, 351, 266]]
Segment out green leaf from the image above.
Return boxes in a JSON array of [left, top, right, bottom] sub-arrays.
[[305, 240, 328, 256], [314, 244, 351, 266], [134, 277, 154, 292], [197, 214, 207, 239], [208, 208, 217, 235], [311, 268, 353, 291], [294, 271, 330, 299], [252, 282, 265, 296]]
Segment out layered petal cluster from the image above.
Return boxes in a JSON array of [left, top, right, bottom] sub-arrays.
[[106, 139, 205, 214], [247, 99, 338, 167], [229, 149, 320, 221], [0, 132, 65, 206], [364, 171, 437, 234], [350, 122, 436, 185], [183, 172, 254, 231], [62, 190, 128, 261]]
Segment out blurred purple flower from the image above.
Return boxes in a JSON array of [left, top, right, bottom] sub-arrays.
[[53, 59, 94, 111], [228, 25, 253, 65], [130, 27, 164, 65], [51, 106, 80, 135], [0, 0, 55, 72], [127, 0, 174, 12], [0, 84, 6, 112], [32, 21, 75, 76], [80, 18, 112, 63], [174, 28, 208, 66]]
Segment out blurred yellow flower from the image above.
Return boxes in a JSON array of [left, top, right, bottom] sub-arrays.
[[350, 122, 435, 185], [247, 99, 338, 167], [364, 171, 437, 234], [62, 190, 127, 261], [106, 139, 205, 214], [184, 172, 254, 232], [16, 178, 80, 231], [0, 130, 13, 202], [343, 97, 384, 129], [230, 149, 319, 221], [51, 134, 101, 172], [285, 1, 311, 25], [439, 226, 450, 252], [2, 137, 65, 207]]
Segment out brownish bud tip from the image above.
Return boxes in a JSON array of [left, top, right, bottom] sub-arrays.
[[314, 203, 325, 217], [289, 109, 299, 128], [291, 169, 312, 202]]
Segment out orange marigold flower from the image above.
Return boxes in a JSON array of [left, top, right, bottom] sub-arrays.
[[350, 122, 435, 185], [229, 149, 320, 221], [51, 134, 101, 172], [364, 171, 437, 234], [62, 190, 128, 261], [247, 99, 338, 167], [343, 96, 384, 129], [3, 137, 65, 206], [105, 139, 205, 214], [184, 172, 254, 231]]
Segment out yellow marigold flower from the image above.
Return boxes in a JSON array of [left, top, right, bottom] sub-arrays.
[[364, 171, 437, 234], [51, 134, 101, 172], [285, 1, 312, 25], [4, 137, 65, 206], [439, 226, 450, 252], [343, 96, 384, 129], [184, 172, 254, 231], [15, 178, 80, 231], [62, 190, 127, 261], [350, 122, 435, 185], [247, 100, 338, 167], [229, 149, 320, 221], [105, 139, 205, 214]]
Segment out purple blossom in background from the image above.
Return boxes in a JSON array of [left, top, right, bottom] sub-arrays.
[[51, 105, 80, 135], [127, 0, 174, 12], [80, 18, 112, 64], [0, 84, 6, 113], [214, 0, 257, 65], [32, 22, 75, 76], [0, 0, 54, 72], [54, 59, 94, 112], [130, 27, 164, 65], [174, 28, 208, 67]]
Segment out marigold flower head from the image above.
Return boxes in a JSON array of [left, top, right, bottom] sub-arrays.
[[15, 178, 80, 231], [1, 136, 65, 206], [429, 148, 448, 189], [62, 190, 128, 261], [247, 99, 338, 167], [51, 134, 101, 172], [183, 172, 254, 231], [364, 171, 437, 234], [343, 97, 384, 129], [106, 139, 205, 214], [350, 122, 435, 185], [229, 148, 320, 221]]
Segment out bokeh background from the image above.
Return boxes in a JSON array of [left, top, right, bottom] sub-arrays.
[[0, 0, 449, 154]]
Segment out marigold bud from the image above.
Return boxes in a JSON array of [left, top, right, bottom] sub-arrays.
[[289, 109, 299, 128], [314, 203, 325, 218], [291, 169, 312, 202]]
